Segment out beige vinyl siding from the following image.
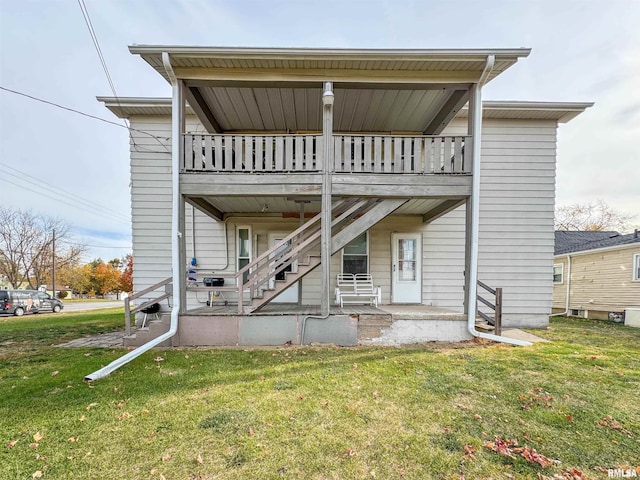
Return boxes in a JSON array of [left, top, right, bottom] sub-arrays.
[[552, 256, 569, 310], [129, 115, 558, 327], [553, 246, 640, 314], [129, 115, 204, 297], [434, 118, 558, 327]]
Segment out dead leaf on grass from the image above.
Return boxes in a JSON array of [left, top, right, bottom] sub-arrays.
[[463, 444, 476, 460], [79, 415, 86, 422], [67, 437, 77, 443], [561, 468, 586, 479], [162, 453, 172, 462], [33, 432, 44, 442], [344, 448, 356, 457], [455, 403, 471, 411], [6, 440, 18, 448], [196, 454, 203, 464], [86, 403, 98, 411], [32, 471, 43, 479], [50, 371, 59, 377]]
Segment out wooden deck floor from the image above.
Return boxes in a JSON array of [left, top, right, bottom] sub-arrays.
[[186, 303, 386, 316], [184, 303, 462, 318]]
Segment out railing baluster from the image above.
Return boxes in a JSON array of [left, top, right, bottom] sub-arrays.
[[383, 136, 392, 173], [181, 134, 471, 175]]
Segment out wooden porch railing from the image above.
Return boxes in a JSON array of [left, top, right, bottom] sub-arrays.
[[124, 277, 172, 336], [477, 280, 502, 335], [181, 134, 470, 174], [182, 134, 323, 172], [333, 135, 470, 174]]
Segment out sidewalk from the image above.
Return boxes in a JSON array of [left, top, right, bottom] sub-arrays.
[[55, 330, 126, 348]]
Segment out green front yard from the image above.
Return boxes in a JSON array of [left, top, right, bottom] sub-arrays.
[[1, 310, 638, 479]]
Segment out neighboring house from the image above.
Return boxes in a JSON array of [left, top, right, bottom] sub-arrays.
[[99, 46, 592, 347], [553, 230, 640, 319]]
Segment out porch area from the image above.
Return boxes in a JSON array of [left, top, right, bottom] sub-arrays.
[[124, 303, 471, 348]]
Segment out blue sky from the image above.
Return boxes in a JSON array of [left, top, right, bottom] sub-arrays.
[[1, 0, 638, 262]]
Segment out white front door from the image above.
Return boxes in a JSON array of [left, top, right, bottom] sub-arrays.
[[391, 233, 422, 303], [268, 233, 299, 303]]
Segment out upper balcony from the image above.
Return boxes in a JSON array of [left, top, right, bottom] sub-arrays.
[[181, 133, 471, 175]]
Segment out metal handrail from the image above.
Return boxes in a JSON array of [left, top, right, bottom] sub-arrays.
[[124, 276, 172, 336], [477, 280, 502, 335]]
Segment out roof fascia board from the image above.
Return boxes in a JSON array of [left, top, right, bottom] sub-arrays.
[[128, 45, 532, 60], [172, 66, 482, 84]]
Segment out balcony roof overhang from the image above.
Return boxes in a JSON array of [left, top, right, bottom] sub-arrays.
[[127, 46, 531, 134]]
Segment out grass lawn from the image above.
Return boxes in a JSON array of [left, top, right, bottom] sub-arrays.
[[1, 311, 638, 479]]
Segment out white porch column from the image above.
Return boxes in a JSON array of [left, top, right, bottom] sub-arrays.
[[172, 77, 186, 313], [321, 82, 334, 313], [464, 82, 482, 319]]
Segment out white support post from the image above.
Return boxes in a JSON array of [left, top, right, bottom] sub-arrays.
[[321, 82, 334, 314]]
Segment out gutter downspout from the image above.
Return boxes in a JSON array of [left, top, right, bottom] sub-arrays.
[[301, 81, 334, 344], [466, 55, 531, 347], [85, 52, 183, 381], [550, 254, 571, 317]]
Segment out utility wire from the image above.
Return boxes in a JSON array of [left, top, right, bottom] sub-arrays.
[[58, 238, 131, 250], [0, 86, 171, 153], [76, 0, 168, 156], [0, 171, 130, 226], [0, 162, 130, 223]]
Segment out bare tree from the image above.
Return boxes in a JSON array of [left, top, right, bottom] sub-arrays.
[[555, 200, 635, 232], [0, 208, 86, 289]]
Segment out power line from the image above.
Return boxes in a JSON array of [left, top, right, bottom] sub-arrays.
[[0, 86, 171, 153], [75, 0, 166, 157], [0, 162, 130, 224], [58, 238, 131, 250], [0, 171, 130, 226]]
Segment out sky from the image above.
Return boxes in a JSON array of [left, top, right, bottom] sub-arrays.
[[0, 0, 639, 263]]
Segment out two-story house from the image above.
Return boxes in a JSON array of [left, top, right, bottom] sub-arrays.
[[96, 46, 591, 353]]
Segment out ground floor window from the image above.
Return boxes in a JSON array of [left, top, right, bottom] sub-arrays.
[[633, 253, 640, 281], [342, 232, 368, 274], [237, 226, 252, 283], [553, 263, 563, 284]]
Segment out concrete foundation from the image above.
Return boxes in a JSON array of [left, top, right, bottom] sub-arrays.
[[124, 305, 477, 348]]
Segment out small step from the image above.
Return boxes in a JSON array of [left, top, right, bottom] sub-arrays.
[[475, 322, 495, 332]]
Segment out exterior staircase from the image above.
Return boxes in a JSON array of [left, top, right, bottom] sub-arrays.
[[243, 197, 407, 312]]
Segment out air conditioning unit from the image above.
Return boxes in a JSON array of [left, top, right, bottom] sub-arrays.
[[625, 308, 640, 328]]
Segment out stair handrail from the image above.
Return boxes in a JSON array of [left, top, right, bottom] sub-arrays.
[[246, 229, 323, 289], [124, 276, 172, 336], [476, 280, 502, 335], [235, 197, 386, 314]]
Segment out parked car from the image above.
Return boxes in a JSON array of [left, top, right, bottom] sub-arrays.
[[34, 291, 64, 313], [0, 290, 64, 316]]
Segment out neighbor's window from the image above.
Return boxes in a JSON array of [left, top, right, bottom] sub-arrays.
[[553, 263, 563, 284], [237, 226, 252, 283], [634, 254, 640, 281], [342, 232, 368, 275]]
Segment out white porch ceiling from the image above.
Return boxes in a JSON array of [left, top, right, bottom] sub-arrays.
[[129, 46, 530, 134], [194, 196, 447, 217], [193, 86, 454, 133]]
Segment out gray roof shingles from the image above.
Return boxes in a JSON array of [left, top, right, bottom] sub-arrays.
[[555, 230, 640, 255]]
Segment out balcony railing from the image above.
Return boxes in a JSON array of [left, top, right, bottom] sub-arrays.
[[181, 134, 470, 174]]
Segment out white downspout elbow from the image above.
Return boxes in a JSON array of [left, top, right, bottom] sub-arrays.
[[85, 52, 182, 381], [465, 55, 531, 347]]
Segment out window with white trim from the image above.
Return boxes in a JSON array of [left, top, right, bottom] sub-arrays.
[[553, 263, 563, 284], [633, 253, 640, 281], [342, 232, 368, 275], [237, 226, 252, 283]]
